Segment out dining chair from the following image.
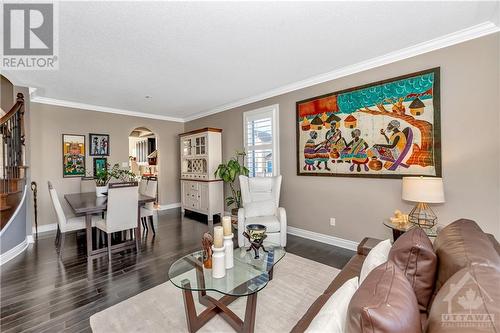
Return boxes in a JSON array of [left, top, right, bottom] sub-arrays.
[[139, 176, 148, 195], [94, 182, 139, 261], [140, 178, 158, 235], [80, 177, 96, 193], [48, 181, 99, 258]]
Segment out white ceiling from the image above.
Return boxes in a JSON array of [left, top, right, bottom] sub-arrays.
[[5, 1, 500, 121]]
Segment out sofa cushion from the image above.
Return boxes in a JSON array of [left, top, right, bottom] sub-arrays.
[[244, 200, 276, 218], [244, 215, 281, 232], [426, 265, 500, 333], [305, 277, 359, 333], [433, 219, 500, 292], [389, 227, 437, 311], [347, 260, 422, 333], [359, 239, 392, 283], [291, 254, 366, 333]]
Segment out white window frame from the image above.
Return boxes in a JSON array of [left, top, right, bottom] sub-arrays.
[[243, 104, 280, 177]]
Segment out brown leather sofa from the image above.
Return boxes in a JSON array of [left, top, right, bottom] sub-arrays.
[[291, 219, 500, 332]]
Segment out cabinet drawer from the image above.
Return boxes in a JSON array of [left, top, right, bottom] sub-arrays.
[[187, 198, 200, 210]]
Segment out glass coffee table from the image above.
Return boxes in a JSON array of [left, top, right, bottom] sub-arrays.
[[168, 244, 285, 333]]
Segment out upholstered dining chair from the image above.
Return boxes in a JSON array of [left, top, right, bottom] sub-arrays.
[[138, 177, 148, 196], [140, 178, 158, 235], [94, 182, 139, 261], [80, 177, 96, 193], [48, 181, 99, 258], [237, 175, 287, 247]]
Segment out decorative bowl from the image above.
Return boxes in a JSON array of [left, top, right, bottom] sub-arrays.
[[246, 224, 267, 241]]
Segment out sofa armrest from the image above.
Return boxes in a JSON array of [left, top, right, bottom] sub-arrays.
[[357, 237, 383, 256], [237, 208, 246, 247]]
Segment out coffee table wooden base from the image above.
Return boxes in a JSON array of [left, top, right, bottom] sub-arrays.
[[181, 280, 257, 333]]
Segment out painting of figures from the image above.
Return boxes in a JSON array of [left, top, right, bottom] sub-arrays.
[[62, 134, 86, 177], [89, 133, 110, 156], [296, 68, 441, 178]]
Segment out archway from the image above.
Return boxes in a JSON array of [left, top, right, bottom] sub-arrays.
[[128, 127, 159, 205]]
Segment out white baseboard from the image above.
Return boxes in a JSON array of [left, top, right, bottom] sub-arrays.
[[287, 226, 358, 252], [158, 202, 181, 210], [26, 235, 34, 244], [0, 237, 29, 266], [33, 223, 57, 234]]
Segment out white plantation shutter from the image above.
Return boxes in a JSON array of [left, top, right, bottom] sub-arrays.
[[243, 105, 279, 177]]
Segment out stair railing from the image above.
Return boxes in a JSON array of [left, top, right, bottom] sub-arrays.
[[1, 93, 26, 225]]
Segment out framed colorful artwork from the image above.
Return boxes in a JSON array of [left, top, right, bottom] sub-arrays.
[[93, 157, 107, 177], [89, 133, 110, 156], [62, 134, 86, 178], [296, 68, 441, 178]]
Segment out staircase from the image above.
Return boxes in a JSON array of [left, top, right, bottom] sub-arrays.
[[1, 93, 27, 229]]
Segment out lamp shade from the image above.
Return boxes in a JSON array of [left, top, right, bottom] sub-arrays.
[[402, 177, 445, 203]]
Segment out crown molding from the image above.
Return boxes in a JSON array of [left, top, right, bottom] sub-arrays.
[[31, 96, 185, 123], [184, 21, 500, 122]]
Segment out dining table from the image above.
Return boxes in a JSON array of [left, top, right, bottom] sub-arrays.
[[64, 191, 155, 259]]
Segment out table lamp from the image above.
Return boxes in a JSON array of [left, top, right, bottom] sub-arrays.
[[402, 176, 445, 229]]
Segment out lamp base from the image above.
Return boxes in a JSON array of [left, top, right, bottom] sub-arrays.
[[408, 202, 437, 229]]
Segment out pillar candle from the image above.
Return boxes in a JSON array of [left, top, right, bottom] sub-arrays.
[[222, 216, 232, 236], [213, 226, 224, 248]]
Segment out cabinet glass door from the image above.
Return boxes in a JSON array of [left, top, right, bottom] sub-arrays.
[[183, 139, 192, 156], [199, 136, 206, 155], [195, 137, 201, 155]]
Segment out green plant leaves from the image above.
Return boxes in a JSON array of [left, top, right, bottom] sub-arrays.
[[214, 150, 248, 209]]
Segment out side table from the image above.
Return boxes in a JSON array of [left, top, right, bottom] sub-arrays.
[[383, 220, 437, 241]]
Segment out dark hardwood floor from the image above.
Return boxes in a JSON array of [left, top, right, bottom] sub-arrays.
[[0, 209, 354, 332]]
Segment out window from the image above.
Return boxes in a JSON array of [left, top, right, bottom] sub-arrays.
[[243, 104, 279, 177]]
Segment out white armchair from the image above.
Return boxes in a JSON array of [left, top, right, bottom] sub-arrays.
[[237, 175, 287, 247]]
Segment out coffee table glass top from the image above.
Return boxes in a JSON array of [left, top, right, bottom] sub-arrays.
[[168, 244, 285, 296]]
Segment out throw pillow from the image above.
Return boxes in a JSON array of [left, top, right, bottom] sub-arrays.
[[306, 277, 359, 333], [359, 239, 392, 283], [389, 226, 437, 311], [244, 200, 276, 218], [347, 261, 422, 333]]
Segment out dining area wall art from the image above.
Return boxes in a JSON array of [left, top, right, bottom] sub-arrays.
[[62, 134, 86, 178], [62, 133, 111, 177], [89, 133, 110, 156]]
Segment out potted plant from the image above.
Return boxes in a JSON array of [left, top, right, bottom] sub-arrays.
[[93, 163, 137, 197], [214, 151, 249, 216]]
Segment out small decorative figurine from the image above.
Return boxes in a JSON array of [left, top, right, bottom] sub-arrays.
[[390, 209, 409, 227], [243, 224, 268, 259], [202, 232, 213, 269]]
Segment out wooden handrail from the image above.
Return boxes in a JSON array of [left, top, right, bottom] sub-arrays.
[[1, 93, 24, 125]]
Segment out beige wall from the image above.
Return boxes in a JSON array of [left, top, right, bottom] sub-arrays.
[[30, 103, 184, 227], [186, 34, 500, 241], [1, 75, 14, 112]]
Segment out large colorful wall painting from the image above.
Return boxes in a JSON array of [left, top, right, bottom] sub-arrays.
[[296, 68, 441, 178], [62, 134, 86, 178]]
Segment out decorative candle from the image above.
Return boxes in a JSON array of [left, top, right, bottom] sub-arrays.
[[224, 233, 234, 269], [222, 216, 232, 236], [213, 226, 224, 248]]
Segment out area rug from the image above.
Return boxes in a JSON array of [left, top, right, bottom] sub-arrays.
[[90, 253, 339, 333]]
